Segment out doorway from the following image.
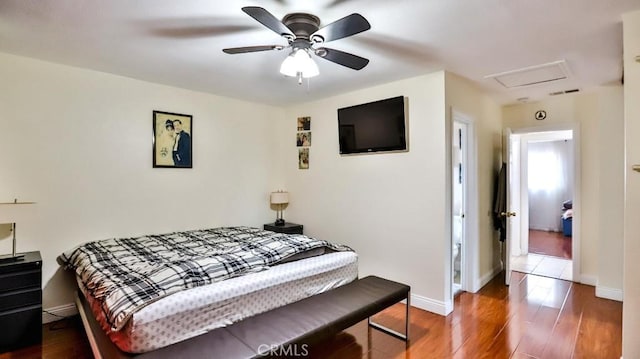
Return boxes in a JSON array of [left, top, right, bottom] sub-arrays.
[[451, 109, 478, 297], [507, 128, 577, 282], [452, 120, 467, 295]]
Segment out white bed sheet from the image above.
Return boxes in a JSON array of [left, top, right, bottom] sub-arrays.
[[79, 251, 358, 353]]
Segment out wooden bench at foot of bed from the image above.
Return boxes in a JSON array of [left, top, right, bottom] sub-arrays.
[[76, 275, 411, 359]]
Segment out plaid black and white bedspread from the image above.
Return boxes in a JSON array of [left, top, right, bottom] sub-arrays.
[[60, 226, 352, 331]]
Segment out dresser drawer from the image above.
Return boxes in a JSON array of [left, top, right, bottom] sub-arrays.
[[0, 305, 42, 351], [0, 251, 43, 351], [0, 288, 41, 311], [0, 269, 41, 293]]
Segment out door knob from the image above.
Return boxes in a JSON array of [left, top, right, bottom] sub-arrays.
[[500, 211, 517, 217]]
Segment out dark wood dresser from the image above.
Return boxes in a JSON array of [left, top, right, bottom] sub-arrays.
[[0, 251, 42, 352]]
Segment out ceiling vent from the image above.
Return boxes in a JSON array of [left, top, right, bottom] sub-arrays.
[[485, 60, 570, 88], [549, 88, 580, 96]]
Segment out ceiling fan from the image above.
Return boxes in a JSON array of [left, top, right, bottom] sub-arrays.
[[223, 7, 371, 84]]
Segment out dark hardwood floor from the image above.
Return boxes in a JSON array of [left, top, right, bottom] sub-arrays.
[[1, 271, 620, 358], [0, 316, 92, 359], [529, 230, 572, 259]]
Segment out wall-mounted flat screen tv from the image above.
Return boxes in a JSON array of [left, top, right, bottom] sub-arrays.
[[337, 96, 407, 155]]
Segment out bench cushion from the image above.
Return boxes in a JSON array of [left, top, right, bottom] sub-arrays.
[[138, 329, 256, 359], [226, 275, 410, 356]]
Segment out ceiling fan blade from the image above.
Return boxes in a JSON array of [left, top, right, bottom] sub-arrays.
[[241, 7, 293, 37], [311, 14, 370, 43], [223, 45, 284, 54], [315, 47, 369, 70]]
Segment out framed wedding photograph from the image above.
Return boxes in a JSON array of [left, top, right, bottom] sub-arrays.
[[296, 131, 311, 147], [153, 110, 193, 168]]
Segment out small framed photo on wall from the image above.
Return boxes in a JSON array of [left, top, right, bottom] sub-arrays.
[[297, 116, 311, 131], [299, 148, 309, 169], [153, 110, 192, 168], [296, 132, 311, 147]]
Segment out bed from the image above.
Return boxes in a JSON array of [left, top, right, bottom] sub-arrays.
[[60, 226, 358, 354]]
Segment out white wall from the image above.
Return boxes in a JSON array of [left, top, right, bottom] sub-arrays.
[[597, 86, 624, 296], [280, 72, 450, 313], [444, 72, 503, 292], [0, 53, 284, 310], [275, 71, 502, 314], [622, 9, 640, 359], [502, 87, 624, 293]]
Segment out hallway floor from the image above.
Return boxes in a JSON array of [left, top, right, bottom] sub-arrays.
[[511, 253, 573, 281]]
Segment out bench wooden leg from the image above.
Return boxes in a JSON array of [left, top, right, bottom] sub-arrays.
[[367, 293, 410, 348]]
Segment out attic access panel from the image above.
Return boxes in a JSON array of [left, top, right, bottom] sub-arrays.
[[485, 60, 570, 88]]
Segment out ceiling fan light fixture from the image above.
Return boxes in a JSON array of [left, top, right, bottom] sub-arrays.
[[225, 8, 371, 78], [279, 49, 319, 78]]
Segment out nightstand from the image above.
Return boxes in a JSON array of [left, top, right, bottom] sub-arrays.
[[0, 251, 42, 352], [264, 222, 304, 235]]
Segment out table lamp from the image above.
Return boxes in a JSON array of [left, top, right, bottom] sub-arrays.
[[0, 199, 35, 263], [270, 191, 289, 226]]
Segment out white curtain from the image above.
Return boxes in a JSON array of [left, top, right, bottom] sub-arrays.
[[528, 140, 573, 231]]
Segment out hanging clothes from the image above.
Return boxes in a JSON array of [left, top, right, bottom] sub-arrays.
[[493, 162, 507, 242]]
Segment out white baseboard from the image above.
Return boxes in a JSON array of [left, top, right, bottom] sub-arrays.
[[580, 274, 598, 286], [472, 266, 502, 292], [595, 286, 623, 302], [410, 293, 449, 316], [43, 303, 78, 324], [408, 265, 501, 317]]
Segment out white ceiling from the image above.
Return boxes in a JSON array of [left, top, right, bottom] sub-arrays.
[[0, 0, 637, 106]]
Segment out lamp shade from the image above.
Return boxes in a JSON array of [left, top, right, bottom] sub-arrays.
[[270, 192, 289, 205], [0, 202, 35, 223], [279, 54, 298, 77], [279, 50, 319, 78]]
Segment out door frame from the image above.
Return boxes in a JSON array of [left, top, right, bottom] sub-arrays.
[[509, 122, 581, 282], [451, 110, 478, 293]]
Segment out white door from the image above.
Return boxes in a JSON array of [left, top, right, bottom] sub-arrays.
[[504, 128, 517, 285]]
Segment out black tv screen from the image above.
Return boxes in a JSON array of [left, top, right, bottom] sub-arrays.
[[337, 96, 407, 154]]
